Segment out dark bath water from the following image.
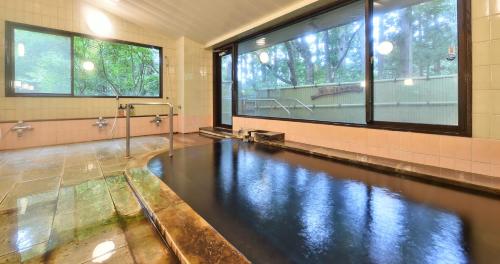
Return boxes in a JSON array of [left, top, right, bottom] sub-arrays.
[[148, 139, 500, 264]]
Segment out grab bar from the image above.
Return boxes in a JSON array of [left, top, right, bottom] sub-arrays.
[[291, 99, 313, 112], [245, 98, 291, 116], [126, 102, 174, 158]]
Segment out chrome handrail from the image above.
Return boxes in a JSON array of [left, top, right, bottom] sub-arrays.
[[245, 98, 291, 116], [126, 102, 174, 158], [291, 99, 313, 112]]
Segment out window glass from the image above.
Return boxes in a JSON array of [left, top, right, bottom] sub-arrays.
[[221, 53, 233, 125], [237, 1, 366, 123], [13, 29, 71, 94], [74, 36, 161, 97], [372, 0, 458, 125]]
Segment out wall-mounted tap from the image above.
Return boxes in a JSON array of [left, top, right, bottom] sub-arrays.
[[11, 121, 33, 137], [93, 117, 109, 129], [150, 115, 162, 126]]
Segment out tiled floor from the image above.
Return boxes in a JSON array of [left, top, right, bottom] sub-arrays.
[[0, 135, 192, 264]]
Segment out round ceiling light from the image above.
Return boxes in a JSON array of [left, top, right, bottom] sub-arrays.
[[377, 41, 393, 55], [86, 10, 112, 37]]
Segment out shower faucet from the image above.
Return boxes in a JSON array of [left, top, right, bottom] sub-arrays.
[[93, 117, 109, 128], [150, 115, 162, 126], [11, 121, 33, 137]]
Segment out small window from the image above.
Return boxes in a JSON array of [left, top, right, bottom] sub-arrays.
[[74, 36, 161, 97], [12, 28, 72, 95], [6, 22, 162, 98]]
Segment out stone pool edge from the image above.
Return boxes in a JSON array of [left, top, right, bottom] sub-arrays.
[[201, 128, 500, 196], [258, 139, 500, 196], [124, 148, 250, 264]]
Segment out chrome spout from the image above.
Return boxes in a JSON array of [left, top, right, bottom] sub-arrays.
[[150, 115, 162, 126], [93, 117, 109, 128], [11, 121, 33, 137]]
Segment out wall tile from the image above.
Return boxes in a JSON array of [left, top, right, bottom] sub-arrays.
[[473, 16, 490, 42], [473, 65, 491, 90], [473, 41, 490, 66], [473, 113, 492, 138], [473, 0, 490, 18], [472, 138, 494, 162]]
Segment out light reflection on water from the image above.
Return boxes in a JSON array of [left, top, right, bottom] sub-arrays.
[[149, 139, 499, 264]]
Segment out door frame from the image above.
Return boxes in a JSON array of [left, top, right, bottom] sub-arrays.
[[213, 45, 235, 129]]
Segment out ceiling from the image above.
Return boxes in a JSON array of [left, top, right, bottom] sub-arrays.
[[84, 0, 330, 47]]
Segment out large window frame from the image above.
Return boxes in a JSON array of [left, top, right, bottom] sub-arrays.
[[217, 0, 471, 136], [5, 21, 163, 98]]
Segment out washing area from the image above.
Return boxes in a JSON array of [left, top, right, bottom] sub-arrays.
[[1, 0, 500, 263]]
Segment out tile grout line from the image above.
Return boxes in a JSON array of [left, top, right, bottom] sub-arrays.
[[46, 147, 68, 254]]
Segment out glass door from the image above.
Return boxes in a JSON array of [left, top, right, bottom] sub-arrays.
[[214, 48, 233, 128]]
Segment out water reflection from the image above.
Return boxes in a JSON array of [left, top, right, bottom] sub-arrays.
[[148, 140, 497, 263]]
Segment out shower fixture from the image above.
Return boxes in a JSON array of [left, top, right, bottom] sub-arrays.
[[11, 121, 33, 137], [93, 117, 109, 128], [150, 115, 162, 126]]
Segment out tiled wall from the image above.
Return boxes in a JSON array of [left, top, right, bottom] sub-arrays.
[[233, 0, 500, 178], [234, 117, 500, 177], [0, 116, 178, 150], [0, 0, 213, 149], [472, 0, 500, 139], [176, 37, 213, 133], [0, 0, 178, 121]]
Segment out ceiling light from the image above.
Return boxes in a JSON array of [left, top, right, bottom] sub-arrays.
[[256, 37, 266, 46], [377, 41, 393, 55], [403, 78, 414, 86], [83, 61, 95, 71], [17, 43, 25, 57], [92, 241, 115, 263], [86, 10, 112, 37], [259, 52, 270, 64]]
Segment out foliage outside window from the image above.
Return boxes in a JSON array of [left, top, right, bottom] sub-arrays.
[[13, 29, 72, 95], [235, 0, 467, 132], [238, 2, 366, 124], [74, 37, 160, 97], [7, 23, 162, 98], [372, 0, 458, 125]]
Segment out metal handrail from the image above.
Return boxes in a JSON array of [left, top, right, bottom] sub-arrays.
[[291, 99, 313, 112], [245, 98, 291, 116], [126, 102, 174, 158]]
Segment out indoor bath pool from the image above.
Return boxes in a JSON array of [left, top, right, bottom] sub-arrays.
[[148, 139, 500, 264]]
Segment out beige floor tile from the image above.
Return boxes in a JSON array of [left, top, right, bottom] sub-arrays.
[[83, 245, 135, 264], [0, 201, 55, 256], [123, 216, 179, 264], [0, 242, 47, 264], [0, 177, 60, 212], [0, 136, 181, 263], [62, 162, 103, 186], [46, 222, 127, 264]]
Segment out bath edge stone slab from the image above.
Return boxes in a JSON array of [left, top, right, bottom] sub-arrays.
[[124, 149, 250, 264], [199, 128, 500, 196]]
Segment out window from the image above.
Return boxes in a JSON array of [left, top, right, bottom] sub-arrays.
[[237, 1, 366, 124], [6, 22, 162, 98], [229, 0, 471, 135], [372, 0, 459, 126], [12, 29, 72, 95], [74, 37, 161, 97]]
